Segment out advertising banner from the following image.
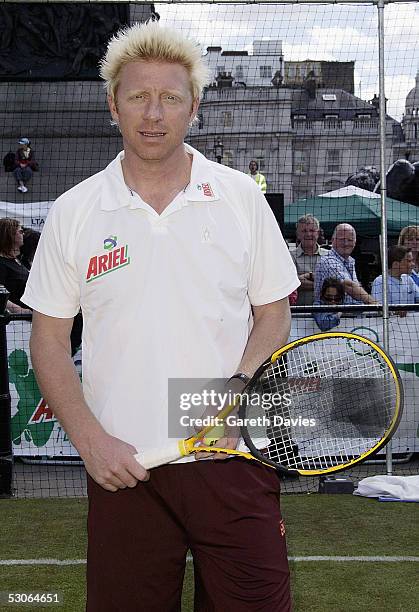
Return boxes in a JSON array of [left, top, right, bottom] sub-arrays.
[[7, 314, 419, 458], [0, 200, 53, 232]]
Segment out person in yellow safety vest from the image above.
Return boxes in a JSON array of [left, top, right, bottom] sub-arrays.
[[248, 160, 267, 193]]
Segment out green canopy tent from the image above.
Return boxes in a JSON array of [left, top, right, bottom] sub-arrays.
[[284, 186, 419, 239]]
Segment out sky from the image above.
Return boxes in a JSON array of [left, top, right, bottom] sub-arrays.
[[156, 1, 419, 121]]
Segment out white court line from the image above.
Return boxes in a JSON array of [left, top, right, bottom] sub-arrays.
[[1, 556, 419, 566], [288, 556, 419, 562]]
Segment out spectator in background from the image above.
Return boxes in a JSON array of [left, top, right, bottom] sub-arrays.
[[371, 245, 419, 306], [314, 223, 376, 306], [0, 218, 31, 314], [20, 228, 41, 269], [313, 278, 345, 331], [19, 226, 82, 355], [318, 226, 327, 247], [398, 225, 419, 287], [248, 160, 267, 193], [289, 214, 328, 305], [288, 289, 298, 306], [13, 138, 39, 193]]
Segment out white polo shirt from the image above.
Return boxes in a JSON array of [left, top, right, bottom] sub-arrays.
[[23, 145, 299, 454]]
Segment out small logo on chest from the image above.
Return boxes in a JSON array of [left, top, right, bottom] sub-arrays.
[[201, 227, 212, 243], [198, 182, 214, 197]]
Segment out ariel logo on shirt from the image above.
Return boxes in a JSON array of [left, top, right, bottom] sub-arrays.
[[86, 239, 131, 283], [197, 182, 214, 197], [104, 235, 117, 250]]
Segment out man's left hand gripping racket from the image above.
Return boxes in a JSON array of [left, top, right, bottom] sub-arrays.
[[135, 332, 403, 476]]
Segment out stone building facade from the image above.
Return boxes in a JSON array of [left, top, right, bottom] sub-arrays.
[[188, 81, 400, 204]]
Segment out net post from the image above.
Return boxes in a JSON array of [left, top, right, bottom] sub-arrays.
[[377, 0, 392, 476], [0, 286, 13, 497]]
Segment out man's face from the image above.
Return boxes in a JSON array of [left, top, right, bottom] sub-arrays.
[[322, 287, 342, 304], [333, 226, 356, 258], [399, 252, 415, 275], [108, 60, 199, 164], [297, 221, 319, 250], [15, 225, 24, 250], [404, 234, 419, 255], [249, 161, 258, 174]]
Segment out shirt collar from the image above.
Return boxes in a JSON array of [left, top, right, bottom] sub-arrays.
[[100, 144, 220, 212], [296, 243, 322, 257], [331, 248, 353, 266], [183, 143, 220, 203]]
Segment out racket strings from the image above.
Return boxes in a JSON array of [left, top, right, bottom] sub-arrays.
[[243, 337, 399, 470]]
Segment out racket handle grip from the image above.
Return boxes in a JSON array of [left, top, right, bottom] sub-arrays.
[[135, 440, 183, 470]]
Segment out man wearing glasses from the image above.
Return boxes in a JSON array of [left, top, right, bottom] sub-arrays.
[[313, 277, 345, 331], [314, 223, 376, 306]]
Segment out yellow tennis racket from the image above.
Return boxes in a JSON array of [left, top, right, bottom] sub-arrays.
[[135, 332, 403, 476]]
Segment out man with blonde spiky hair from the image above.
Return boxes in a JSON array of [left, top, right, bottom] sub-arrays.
[[23, 21, 298, 611]]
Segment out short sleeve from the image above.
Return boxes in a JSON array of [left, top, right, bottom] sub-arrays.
[[410, 277, 419, 303], [371, 277, 382, 301], [22, 203, 81, 318], [289, 248, 298, 270], [247, 188, 299, 306]]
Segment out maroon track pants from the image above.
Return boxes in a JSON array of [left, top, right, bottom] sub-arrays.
[[86, 459, 291, 612]]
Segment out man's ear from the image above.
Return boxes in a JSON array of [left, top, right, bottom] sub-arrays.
[[108, 94, 119, 125], [190, 97, 200, 122]]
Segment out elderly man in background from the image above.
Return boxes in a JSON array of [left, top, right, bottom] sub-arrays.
[[289, 214, 328, 305], [314, 223, 376, 305]]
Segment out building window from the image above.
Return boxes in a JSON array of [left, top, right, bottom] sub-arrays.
[[327, 149, 341, 174], [294, 150, 308, 175], [222, 111, 233, 127], [294, 189, 309, 201], [253, 150, 266, 171], [259, 65, 272, 78], [293, 114, 307, 127], [216, 65, 225, 74], [251, 108, 267, 127], [223, 150, 234, 167], [235, 65, 244, 78], [324, 179, 343, 191], [324, 114, 340, 128]]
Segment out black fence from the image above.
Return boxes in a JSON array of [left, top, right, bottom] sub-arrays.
[[1, 305, 418, 497]]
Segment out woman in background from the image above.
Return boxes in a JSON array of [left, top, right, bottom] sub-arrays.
[[0, 218, 31, 314], [313, 277, 345, 331], [398, 225, 419, 287], [20, 228, 41, 270]]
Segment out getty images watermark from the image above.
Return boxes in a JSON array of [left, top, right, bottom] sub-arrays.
[[167, 378, 316, 438]]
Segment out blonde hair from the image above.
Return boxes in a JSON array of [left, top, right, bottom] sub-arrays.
[[99, 21, 210, 101], [398, 225, 419, 246]]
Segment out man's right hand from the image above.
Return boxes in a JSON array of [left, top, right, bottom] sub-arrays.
[[80, 431, 149, 492]]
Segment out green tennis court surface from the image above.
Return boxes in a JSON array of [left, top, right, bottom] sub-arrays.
[[1, 495, 418, 611]]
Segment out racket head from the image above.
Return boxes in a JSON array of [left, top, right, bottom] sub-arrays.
[[239, 332, 404, 476]]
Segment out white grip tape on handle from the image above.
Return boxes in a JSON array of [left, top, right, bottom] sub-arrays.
[[135, 440, 185, 470]]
